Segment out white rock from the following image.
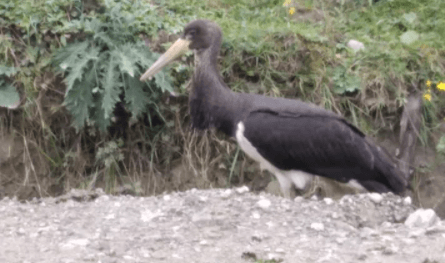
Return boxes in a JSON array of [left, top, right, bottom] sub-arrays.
[[257, 199, 271, 209], [163, 195, 171, 201], [17, 228, 26, 235], [408, 229, 426, 238], [294, 196, 304, 202], [275, 248, 285, 253], [323, 198, 334, 205], [405, 209, 439, 228], [310, 222, 324, 231], [252, 212, 261, 219], [368, 193, 383, 204], [235, 186, 249, 194], [221, 189, 232, 198], [403, 196, 412, 206], [347, 40, 365, 51]]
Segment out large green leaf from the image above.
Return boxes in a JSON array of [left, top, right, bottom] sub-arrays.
[[125, 75, 149, 118], [400, 30, 419, 45], [0, 80, 20, 109], [63, 68, 95, 130], [101, 52, 121, 120], [0, 66, 18, 77]]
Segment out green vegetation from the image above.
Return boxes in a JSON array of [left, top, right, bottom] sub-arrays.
[[53, 0, 173, 131], [0, 0, 444, 197]]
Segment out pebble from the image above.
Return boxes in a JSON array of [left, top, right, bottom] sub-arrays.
[[294, 196, 304, 202], [17, 228, 26, 235], [368, 193, 383, 204], [347, 40, 365, 51], [310, 222, 324, 231], [275, 248, 285, 253], [221, 189, 232, 198], [323, 198, 334, 205], [405, 209, 439, 228], [403, 196, 412, 206], [257, 199, 271, 210], [408, 229, 426, 238], [252, 212, 261, 219], [163, 195, 171, 201], [235, 186, 249, 194], [382, 245, 399, 255]]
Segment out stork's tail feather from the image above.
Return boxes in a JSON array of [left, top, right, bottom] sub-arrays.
[[371, 144, 408, 195]]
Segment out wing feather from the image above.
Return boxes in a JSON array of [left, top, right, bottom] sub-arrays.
[[242, 110, 378, 183]]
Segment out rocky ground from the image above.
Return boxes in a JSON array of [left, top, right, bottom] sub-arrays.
[[1, 188, 445, 263]]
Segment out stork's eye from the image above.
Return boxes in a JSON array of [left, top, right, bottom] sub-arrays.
[[189, 29, 197, 38]]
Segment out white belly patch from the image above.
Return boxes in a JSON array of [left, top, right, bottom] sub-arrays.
[[235, 122, 314, 193]]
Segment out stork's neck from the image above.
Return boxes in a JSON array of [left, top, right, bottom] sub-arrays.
[[189, 42, 243, 136]]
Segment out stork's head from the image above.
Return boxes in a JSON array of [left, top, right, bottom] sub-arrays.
[[140, 19, 222, 81]]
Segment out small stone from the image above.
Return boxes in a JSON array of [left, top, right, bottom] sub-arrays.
[[267, 253, 282, 261], [96, 195, 109, 202], [403, 196, 412, 206], [310, 222, 324, 231], [266, 221, 275, 228], [360, 227, 378, 239], [347, 40, 365, 51], [335, 237, 347, 244], [151, 251, 167, 259], [405, 209, 439, 228], [163, 195, 171, 201], [323, 198, 334, 205], [17, 228, 26, 235], [382, 245, 399, 255], [381, 221, 392, 228], [199, 240, 208, 245], [310, 195, 318, 201], [368, 193, 383, 204], [60, 238, 90, 249], [123, 255, 135, 260], [235, 186, 249, 194], [221, 189, 232, 198], [426, 224, 445, 235], [257, 199, 271, 210], [408, 229, 426, 238], [252, 212, 261, 219], [275, 248, 285, 253], [294, 196, 304, 202]]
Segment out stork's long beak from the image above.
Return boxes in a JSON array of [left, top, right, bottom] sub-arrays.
[[140, 38, 191, 81]]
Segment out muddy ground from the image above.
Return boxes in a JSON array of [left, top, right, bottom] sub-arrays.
[[1, 188, 444, 263]]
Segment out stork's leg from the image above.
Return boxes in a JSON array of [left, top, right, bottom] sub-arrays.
[[273, 172, 296, 199], [288, 170, 313, 191]]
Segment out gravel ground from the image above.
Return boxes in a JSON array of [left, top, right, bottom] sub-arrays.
[[1, 188, 445, 263]]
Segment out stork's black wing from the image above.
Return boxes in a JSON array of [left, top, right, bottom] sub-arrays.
[[242, 109, 406, 193]]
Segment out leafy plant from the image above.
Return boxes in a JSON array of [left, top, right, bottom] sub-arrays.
[[53, 1, 173, 131], [0, 66, 20, 109], [332, 66, 362, 94]]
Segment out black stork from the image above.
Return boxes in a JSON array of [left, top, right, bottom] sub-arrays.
[[140, 19, 407, 198]]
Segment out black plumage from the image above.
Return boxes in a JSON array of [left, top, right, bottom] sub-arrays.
[[140, 19, 407, 198]]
